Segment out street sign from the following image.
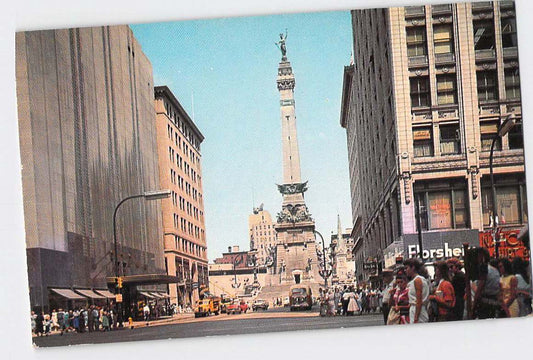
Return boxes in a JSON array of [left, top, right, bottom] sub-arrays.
[[363, 262, 377, 272], [192, 282, 199, 289], [115, 294, 123, 303]]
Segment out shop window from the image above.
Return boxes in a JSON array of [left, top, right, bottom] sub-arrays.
[[480, 121, 500, 151], [415, 179, 469, 230], [473, 19, 495, 50], [410, 76, 430, 108], [406, 26, 427, 57], [434, 24, 454, 54], [437, 74, 457, 105], [501, 17, 518, 48], [440, 124, 461, 155], [413, 127, 434, 157], [505, 68, 521, 100], [477, 70, 498, 102]]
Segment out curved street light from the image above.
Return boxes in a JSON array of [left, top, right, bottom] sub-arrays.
[[314, 230, 331, 289], [112, 189, 171, 326]]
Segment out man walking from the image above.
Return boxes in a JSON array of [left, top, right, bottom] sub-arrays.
[[381, 271, 395, 324]]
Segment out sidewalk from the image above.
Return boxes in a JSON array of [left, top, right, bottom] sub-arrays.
[[130, 313, 194, 329]]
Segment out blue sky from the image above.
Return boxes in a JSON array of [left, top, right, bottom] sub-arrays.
[[131, 10, 353, 261]]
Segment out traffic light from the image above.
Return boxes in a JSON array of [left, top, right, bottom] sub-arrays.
[[117, 277, 123, 288]]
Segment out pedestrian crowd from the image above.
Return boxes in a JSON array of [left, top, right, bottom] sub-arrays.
[[381, 252, 532, 325], [31, 305, 118, 337], [318, 285, 385, 316]]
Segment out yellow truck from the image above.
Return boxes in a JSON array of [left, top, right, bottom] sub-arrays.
[[194, 297, 221, 317]]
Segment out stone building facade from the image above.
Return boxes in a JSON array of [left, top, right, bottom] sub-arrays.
[[249, 205, 277, 266], [154, 86, 207, 307], [342, 2, 526, 284], [16, 26, 166, 311]]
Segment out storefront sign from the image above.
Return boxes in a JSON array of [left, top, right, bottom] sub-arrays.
[[363, 262, 377, 272], [479, 230, 530, 260], [407, 243, 465, 260]]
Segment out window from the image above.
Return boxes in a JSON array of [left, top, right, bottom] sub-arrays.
[[477, 70, 498, 102], [406, 26, 427, 57], [508, 121, 523, 149], [436, 74, 457, 105], [501, 17, 518, 48], [482, 177, 527, 227], [505, 68, 520, 100], [410, 76, 430, 108], [415, 179, 469, 230], [413, 127, 434, 157], [473, 19, 495, 50], [434, 24, 454, 54], [440, 124, 461, 155], [480, 121, 501, 151]]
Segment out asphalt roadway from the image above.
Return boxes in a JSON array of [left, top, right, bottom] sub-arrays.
[[32, 307, 384, 348]]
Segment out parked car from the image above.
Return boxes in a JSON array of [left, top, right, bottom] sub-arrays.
[[252, 299, 269, 311], [283, 296, 290, 307], [226, 300, 242, 315], [220, 297, 232, 313]]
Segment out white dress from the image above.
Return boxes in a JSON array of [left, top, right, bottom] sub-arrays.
[[408, 275, 429, 324]]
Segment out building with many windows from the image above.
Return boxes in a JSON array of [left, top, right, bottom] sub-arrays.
[[341, 2, 527, 285], [249, 205, 277, 266], [154, 86, 207, 306]]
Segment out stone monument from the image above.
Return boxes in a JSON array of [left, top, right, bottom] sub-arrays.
[[272, 32, 320, 288]]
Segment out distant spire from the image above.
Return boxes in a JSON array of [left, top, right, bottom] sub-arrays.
[[350, 52, 354, 66]]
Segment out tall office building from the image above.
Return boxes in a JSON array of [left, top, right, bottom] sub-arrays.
[[16, 26, 166, 311], [154, 86, 207, 306], [249, 205, 277, 265], [341, 2, 527, 284]]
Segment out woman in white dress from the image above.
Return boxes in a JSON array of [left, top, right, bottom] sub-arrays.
[[347, 287, 360, 315], [404, 258, 430, 324]]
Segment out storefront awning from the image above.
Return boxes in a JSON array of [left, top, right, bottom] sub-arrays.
[[139, 291, 156, 299], [95, 289, 116, 298], [75, 289, 105, 299], [150, 292, 170, 299], [50, 288, 86, 300]]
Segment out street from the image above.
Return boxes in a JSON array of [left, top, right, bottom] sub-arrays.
[[33, 308, 383, 347]]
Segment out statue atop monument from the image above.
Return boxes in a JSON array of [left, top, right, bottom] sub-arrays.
[[275, 30, 288, 60]]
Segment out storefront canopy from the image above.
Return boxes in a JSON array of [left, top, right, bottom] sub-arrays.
[[149, 292, 170, 299], [75, 289, 105, 299], [50, 288, 86, 300], [95, 289, 116, 299], [139, 291, 156, 299]]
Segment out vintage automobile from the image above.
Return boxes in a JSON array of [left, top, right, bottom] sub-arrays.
[[283, 296, 290, 307], [194, 297, 221, 317], [226, 300, 242, 315], [252, 299, 269, 311], [220, 297, 232, 313], [289, 285, 313, 311]]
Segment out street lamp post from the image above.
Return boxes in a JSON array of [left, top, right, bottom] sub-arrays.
[[112, 189, 171, 326], [314, 230, 331, 289], [489, 114, 516, 258]]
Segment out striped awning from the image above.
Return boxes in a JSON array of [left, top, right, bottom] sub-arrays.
[[50, 288, 86, 300], [75, 289, 105, 299]]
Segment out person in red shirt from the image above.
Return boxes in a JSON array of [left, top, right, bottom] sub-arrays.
[[429, 261, 456, 322]]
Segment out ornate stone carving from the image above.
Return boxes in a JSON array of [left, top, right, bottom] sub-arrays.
[[277, 79, 295, 90], [277, 181, 308, 195], [277, 204, 313, 223]]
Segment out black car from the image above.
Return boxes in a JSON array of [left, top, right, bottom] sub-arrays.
[[252, 299, 269, 311]]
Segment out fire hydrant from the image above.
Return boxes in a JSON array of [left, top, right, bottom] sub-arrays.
[[128, 317, 133, 329]]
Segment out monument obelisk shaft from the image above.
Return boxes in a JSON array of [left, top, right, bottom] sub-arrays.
[[271, 32, 319, 289]]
